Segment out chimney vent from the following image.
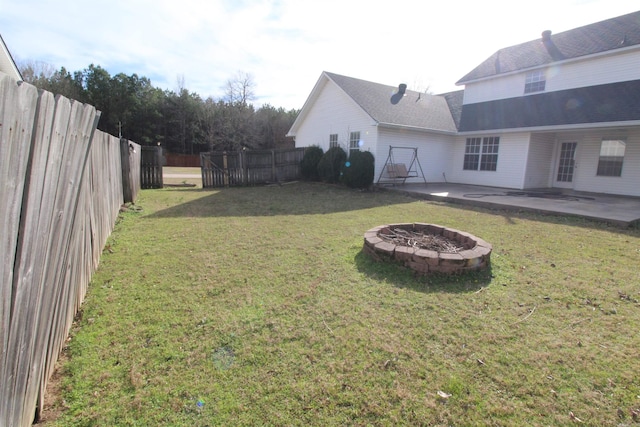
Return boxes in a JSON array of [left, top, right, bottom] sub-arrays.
[[398, 83, 407, 94], [541, 30, 565, 60]]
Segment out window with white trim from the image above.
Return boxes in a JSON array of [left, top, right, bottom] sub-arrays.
[[329, 133, 338, 148], [524, 70, 546, 94], [349, 131, 360, 152], [463, 136, 500, 171], [597, 139, 625, 177]]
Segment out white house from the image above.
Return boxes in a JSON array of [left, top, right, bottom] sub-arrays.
[[0, 33, 22, 81], [287, 11, 640, 197]]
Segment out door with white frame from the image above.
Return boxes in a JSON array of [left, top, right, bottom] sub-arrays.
[[554, 141, 578, 189]]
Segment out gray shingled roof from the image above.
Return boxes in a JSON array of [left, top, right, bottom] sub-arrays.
[[324, 72, 458, 133], [457, 11, 640, 84]]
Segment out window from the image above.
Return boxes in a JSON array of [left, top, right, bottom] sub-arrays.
[[597, 139, 625, 177], [463, 136, 500, 171], [463, 138, 481, 170], [524, 70, 546, 93], [329, 133, 338, 148], [349, 131, 361, 152]]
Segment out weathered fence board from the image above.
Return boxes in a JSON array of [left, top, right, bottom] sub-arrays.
[[201, 147, 304, 188], [0, 74, 39, 426], [0, 72, 134, 426]]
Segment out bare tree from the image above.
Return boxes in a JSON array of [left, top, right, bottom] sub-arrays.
[[17, 59, 56, 84], [223, 71, 256, 105]]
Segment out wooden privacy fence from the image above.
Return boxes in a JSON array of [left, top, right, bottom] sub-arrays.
[[164, 152, 199, 167], [0, 73, 140, 426], [200, 147, 305, 188], [141, 146, 163, 189]]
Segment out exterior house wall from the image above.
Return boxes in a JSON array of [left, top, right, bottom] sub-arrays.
[[524, 133, 556, 188], [376, 127, 452, 183], [463, 48, 640, 104], [447, 132, 531, 189], [292, 80, 377, 152], [565, 128, 640, 196]]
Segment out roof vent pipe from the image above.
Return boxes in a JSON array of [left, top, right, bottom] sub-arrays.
[[541, 30, 565, 60], [398, 83, 407, 94]]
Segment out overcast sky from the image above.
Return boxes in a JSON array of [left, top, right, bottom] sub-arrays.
[[1, 0, 638, 110]]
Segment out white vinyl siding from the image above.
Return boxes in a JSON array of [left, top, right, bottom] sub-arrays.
[[523, 133, 555, 188], [376, 127, 452, 183], [293, 79, 377, 152], [566, 129, 640, 196], [463, 48, 640, 104], [448, 133, 530, 189]]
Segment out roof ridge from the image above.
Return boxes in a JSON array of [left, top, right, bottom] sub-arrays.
[[457, 10, 640, 84]]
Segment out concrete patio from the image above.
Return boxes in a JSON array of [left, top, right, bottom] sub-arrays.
[[382, 183, 640, 227]]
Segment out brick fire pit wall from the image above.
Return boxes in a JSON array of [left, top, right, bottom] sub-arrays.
[[363, 223, 492, 275]]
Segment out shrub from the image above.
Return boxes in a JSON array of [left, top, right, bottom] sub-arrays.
[[341, 150, 375, 189], [317, 146, 347, 184], [300, 146, 324, 181]]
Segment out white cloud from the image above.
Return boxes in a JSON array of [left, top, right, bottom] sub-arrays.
[[1, 0, 638, 109]]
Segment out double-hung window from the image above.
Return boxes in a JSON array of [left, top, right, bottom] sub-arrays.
[[524, 70, 546, 94], [329, 133, 338, 148], [464, 136, 500, 171], [349, 131, 361, 152], [597, 139, 625, 177]]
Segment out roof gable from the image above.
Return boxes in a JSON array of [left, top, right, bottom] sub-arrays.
[[287, 72, 459, 136], [325, 72, 457, 133], [458, 11, 640, 84]]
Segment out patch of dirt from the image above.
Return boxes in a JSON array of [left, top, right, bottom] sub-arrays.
[[378, 228, 464, 253], [35, 347, 70, 425]]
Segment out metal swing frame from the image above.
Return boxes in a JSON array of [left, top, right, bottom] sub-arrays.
[[376, 146, 427, 185]]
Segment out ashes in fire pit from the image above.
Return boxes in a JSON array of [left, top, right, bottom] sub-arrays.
[[363, 223, 492, 275]]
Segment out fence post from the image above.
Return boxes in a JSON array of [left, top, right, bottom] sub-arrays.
[[222, 152, 229, 187], [241, 149, 248, 186], [120, 138, 133, 203], [271, 150, 276, 183]]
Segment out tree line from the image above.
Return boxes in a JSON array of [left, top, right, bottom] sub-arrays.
[[19, 62, 299, 154]]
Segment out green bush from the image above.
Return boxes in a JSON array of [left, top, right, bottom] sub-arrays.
[[317, 146, 347, 184], [341, 150, 375, 189], [300, 146, 324, 181]]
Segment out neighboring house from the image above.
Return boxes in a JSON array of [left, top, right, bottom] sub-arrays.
[[0, 33, 23, 81], [287, 11, 640, 197]]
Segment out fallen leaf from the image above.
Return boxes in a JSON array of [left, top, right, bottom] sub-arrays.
[[569, 411, 584, 423], [437, 390, 451, 399]]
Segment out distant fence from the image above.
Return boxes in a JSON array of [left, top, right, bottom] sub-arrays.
[[200, 147, 305, 188], [165, 152, 199, 167], [0, 73, 141, 426]]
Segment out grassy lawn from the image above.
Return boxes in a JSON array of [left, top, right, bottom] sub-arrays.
[[44, 183, 640, 426]]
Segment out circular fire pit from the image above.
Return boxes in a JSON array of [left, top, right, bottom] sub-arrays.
[[363, 223, 492, 275]]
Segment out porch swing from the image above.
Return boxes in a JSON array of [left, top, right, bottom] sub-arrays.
[[376, 146, 427, 185]]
